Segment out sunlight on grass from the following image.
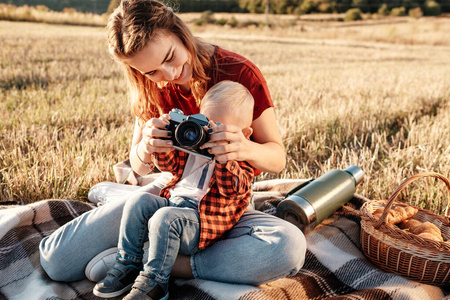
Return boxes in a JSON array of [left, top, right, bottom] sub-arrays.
[[0, 19, 449, 215]]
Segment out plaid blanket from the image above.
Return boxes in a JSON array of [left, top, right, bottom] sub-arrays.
[[1, 180, 449, 300]]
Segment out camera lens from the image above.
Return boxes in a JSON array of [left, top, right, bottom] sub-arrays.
[[175, 121, 207, 150], [183, 128, 197, 142]]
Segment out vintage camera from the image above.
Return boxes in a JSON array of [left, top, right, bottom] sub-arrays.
[[168, 108, 213, 159]]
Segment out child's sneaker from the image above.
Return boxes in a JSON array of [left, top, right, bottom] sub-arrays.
[[93, 261, 142, 298], [123, 272, 168, 300]]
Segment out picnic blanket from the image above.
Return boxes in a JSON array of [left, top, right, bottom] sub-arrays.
[[1, 178, 449, 300]]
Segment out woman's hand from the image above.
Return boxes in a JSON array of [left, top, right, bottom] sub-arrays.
[[200, 121, 252, 164], [130, 114, 174, 176], [140, 114, 173, 154]]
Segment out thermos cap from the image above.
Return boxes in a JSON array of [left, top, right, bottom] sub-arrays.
[[344, 165, 364, 185]]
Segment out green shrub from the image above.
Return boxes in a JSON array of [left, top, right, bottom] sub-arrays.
[[194, 10, 215, 26], [227, 16, 239, 28], [390, 7, 406, 16], [344, 8, 362, 21], [370, 12, 379, 19], [299, 0, 317, 14], [423, 0, 441, 16], [194, 19, 205, 26], [240, 20, 262, 27], [286, 6, 296, 14], [378, 4, 389, 16], [202, 10, 215, 22], [215, 18, 227, 26]]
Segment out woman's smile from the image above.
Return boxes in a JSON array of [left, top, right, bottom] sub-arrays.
[[174, 64, 185, 81]]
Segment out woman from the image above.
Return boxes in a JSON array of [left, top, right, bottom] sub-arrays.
[[40, 0, 306, 286]]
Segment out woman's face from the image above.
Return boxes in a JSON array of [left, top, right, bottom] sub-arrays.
[[126, 30, 193, 90]]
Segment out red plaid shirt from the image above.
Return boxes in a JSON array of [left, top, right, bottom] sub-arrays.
[[153, 150, 254, 250]]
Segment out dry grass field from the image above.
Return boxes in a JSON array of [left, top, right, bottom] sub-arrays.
[[1, 16, 449, 214]]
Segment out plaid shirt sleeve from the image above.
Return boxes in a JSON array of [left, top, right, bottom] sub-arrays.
[[152, 151, 179, 173], [198, 160, 254, 249], [214, 161, 254, 199]]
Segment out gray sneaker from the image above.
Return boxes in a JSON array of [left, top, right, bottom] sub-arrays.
[[93, 261, 142, 298], [123, 272, 168, 300], [85, 247, 118, 282], [85, 243, 149, 282]]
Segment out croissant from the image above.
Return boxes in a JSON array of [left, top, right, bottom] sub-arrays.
[[399, 219, 444, 242], [410, 221, 443, 242], [418, 232, 442, 242], [399, 219, 422, 230], [372, 204, 418, 224]]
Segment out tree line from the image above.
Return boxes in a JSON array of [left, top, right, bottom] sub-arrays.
[[238, 0, 449, 14], [0, 0, 111, 14], [1, 0, 448, 14]]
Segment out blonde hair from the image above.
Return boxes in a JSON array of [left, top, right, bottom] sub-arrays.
[[107, 0, 213, 125], [200, 81, 254, 128]]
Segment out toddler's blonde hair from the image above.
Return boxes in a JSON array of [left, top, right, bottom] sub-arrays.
[[200, 81, 254, 128]]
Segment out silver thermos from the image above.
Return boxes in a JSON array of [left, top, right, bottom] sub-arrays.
[[276, 166, 364, 233]]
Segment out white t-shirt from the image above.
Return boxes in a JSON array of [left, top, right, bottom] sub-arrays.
[[169, 154, 215, 203]]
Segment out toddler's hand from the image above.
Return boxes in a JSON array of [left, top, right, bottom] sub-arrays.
[[201, 120, 251, 164]]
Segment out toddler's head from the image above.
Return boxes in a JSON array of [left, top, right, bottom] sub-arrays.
[[200, 81, 254, 137]]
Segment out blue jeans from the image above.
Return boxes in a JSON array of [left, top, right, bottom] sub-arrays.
[[40, 191, 306, 285], [118, 195, 200, 284]]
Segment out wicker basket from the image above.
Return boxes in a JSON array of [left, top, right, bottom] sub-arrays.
[[360, 172, 450, 286]]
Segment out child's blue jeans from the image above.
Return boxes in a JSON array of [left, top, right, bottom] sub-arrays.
[[117, 194, 200, 284]]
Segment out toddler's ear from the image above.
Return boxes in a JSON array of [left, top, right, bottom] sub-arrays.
[[242, 127, 253, 139]]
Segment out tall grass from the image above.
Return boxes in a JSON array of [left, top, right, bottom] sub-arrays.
[[1, 21, 130, 201], [1, 20, 449, 215]]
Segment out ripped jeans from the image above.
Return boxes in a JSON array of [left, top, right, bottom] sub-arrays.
[[40, 191, 307, 284]]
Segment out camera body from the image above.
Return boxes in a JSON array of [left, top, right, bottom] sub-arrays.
[[168, 108, 213, 159]]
